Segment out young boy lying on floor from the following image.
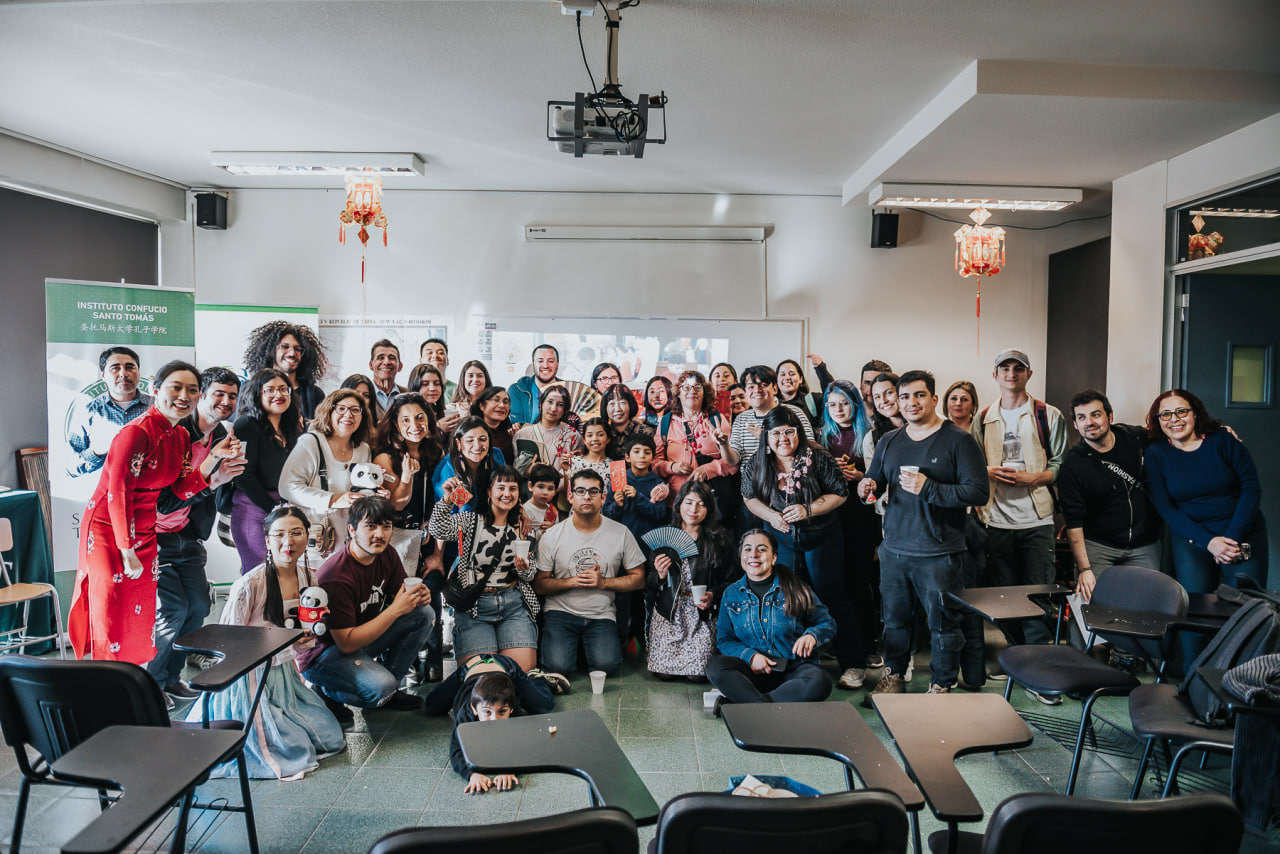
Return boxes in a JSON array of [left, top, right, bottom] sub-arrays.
[[426, 653, 559, 794]]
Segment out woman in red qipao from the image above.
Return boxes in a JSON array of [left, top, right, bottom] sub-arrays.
[[69, 360, 240, 663]]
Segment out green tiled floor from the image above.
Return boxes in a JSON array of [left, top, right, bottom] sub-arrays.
[[0, 651, 1274, 853]]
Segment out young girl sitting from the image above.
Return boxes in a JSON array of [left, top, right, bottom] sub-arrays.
[[705, 529, 836, 707]]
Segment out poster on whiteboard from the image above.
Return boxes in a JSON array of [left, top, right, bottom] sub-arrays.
[[45, 279, 196, 574], [193, 303, 319, 586], [318, 315, 447, 387]]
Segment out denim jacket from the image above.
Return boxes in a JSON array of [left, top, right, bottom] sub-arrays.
[[716, 574, 836, 665]]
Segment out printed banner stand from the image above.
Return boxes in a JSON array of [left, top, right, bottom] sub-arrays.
[[45, 280, 196, 574]]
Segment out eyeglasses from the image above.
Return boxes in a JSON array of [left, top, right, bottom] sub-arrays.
[[333, 405, 363, 416], [268, 529, 307, 541], [277, 344, 304, 354], [572, 487, 604, 497], [263, 386, 292, 397], [768, 428, 799, 440], [1157, 407, 1193, 422]]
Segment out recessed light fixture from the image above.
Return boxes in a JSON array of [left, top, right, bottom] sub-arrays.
[[868, 183, 1082, 212], [210, 152, 425, 177], [1188, 207, 1280, 219]]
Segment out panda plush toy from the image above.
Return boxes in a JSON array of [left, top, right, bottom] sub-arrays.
[[348, 462, 388, 494], [285, 586, 330, 636]]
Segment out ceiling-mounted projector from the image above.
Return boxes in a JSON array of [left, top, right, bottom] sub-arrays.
[[547, 1, 667, 158]]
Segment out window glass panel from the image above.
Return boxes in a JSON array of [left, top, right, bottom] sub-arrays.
[[1230, 345, 1269, 404]]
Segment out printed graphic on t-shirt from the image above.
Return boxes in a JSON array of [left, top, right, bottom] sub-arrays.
[[358, 579, 388, 616], [570, 547, 601, 575], [1002, 430, 1022, 464]]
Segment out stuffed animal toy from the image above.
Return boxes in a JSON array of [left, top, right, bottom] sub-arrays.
[[348, 462, 387, 494], [285, 586, 330, 636]]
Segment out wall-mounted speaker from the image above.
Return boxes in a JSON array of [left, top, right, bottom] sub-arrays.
[[871, 212, 898, 248], [196, 193, 227, 230]]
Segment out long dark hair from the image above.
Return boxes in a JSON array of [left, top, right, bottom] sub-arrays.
[[261, 504, 312, 628], [537, 385, 572, 427], [236, 368, 302, 448], [750, 407, 821, 508], [671, 480, 731, 583], [775, 359, 812, 401], [244, 322, 327, 386], [480, 465, 523, 526], [869, 371, 901, 445], [471, 385, 513, 431], [373, 392, 443, 479], [1145, 388, 1222, 443], [643, 376, 673, 421], [407, 363, 447, 419], [738, 529, 815, 620], [450, 416, 497, 496]]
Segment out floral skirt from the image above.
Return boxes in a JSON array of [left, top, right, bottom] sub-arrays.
[[646, 566, 713, 676]]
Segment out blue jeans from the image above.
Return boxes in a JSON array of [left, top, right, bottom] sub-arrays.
[[302, 606, 435, 708], [880, 547, 965, 687], [539, 610, 622, 676], [147, 533, 211, 688], [766, 521, 865, 670], [1171, 519, 1269, 663], [704, 655, 832, 704]]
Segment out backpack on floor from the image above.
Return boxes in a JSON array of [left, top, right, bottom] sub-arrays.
[[1180, 586, 1280, 726]]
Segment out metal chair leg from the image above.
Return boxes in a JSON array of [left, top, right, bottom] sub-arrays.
[[237, 750, 260, 854], [1131, 739, 1156, 800], [169, 791, 193, 854], [11, 777, 30, 854]]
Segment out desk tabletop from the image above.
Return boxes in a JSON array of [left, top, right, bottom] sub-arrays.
[[1187, 593, 1239, 621], [949, 585, 1071, 623], [174, 625, 302, 692], [1080, 604, 1172, 639], [720, 702, 923, 810], [52, 725, 244, 854], [872, 693, 1032, 823], [458, 709, 659, 825]]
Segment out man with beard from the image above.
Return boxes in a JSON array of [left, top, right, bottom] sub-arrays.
[[297, 496, 435, 722], [148, 367, 246, 707], [66, 346, 153, 477], [507, 343, 562, 427]]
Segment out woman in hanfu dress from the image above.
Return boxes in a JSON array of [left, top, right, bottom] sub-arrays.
[[69, 360, 241, 663]]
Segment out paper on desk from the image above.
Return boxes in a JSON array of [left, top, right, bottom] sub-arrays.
[[731, 774, 799, 798], [1066, 592, 1092, 645]]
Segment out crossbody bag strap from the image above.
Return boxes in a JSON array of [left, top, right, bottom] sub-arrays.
[[310, 432, 328, 491]]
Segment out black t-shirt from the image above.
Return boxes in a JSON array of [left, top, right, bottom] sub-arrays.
[[1057, 424, 1160, 548]]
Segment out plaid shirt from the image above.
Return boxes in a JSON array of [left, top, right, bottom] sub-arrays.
[[65, 392, 153, 477]]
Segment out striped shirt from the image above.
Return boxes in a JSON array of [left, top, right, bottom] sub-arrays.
[[65, 393, 153, 477]]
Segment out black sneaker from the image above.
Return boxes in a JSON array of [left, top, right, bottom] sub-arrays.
[[529, 669, 571, 695], [320, 693, 356, 730], [384, 690, 424, 711]]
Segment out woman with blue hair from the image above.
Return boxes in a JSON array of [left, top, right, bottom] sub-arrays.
[[820, 380, 883, 683]]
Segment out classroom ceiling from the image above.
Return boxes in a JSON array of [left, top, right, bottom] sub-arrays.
[[2, 0, 1279, 222]]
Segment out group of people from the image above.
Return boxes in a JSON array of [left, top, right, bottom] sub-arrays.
[[63, 323, 1268, 787]]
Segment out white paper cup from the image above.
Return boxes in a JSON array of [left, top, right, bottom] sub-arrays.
[[512, 540, 531, 560], [900, 465, 920, 475], [403, 576, 423, 590], [690, 584, 708, 601], [589, 670, 606, 694], [1005, 461, 1026, 471]]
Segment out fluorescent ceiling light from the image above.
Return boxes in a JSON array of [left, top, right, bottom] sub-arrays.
[[211, 152, 425, 177], [1189, 207, 1280, 219], [869, 183, 1082, 212]]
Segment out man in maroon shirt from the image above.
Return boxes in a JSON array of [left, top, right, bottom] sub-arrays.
[[298, 496, 434, 718]]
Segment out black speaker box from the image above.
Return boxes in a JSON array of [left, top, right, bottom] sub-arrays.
[[196, 193, 227, 230], [871, 212, 898, 248]]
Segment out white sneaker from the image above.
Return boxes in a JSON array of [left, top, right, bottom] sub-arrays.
[[926, 683, 950, 695], [1025, 687, 1063, 706], [904, 658, 915, 683], [837, 667, 866, 690]]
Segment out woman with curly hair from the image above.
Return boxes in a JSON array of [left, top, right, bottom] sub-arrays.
[[244, 322, 328, 421]]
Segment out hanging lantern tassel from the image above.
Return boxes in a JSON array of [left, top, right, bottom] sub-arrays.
[[338, 175, 389, 283], [954, 206, 1005, 352]]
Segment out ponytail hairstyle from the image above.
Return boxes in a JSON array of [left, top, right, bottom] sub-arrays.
[[260, 504, 312, 628], [738, 528, 816, 620]]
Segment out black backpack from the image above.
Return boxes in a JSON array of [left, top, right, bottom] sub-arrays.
[[1180, 585, 1280, 726]]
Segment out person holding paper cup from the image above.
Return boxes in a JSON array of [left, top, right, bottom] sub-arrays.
[[429, 465, 543, 674]]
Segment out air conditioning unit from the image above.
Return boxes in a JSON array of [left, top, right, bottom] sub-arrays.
[[524, 226, 766, 243]]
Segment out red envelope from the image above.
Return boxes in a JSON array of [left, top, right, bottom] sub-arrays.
[[610, 460, 627, 494], [545, 505, 558, 524]]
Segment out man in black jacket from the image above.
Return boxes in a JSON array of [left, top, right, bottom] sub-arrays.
[[1056, 390, 1162, 603]]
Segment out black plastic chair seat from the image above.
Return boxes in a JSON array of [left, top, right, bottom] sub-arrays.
[[927, 828, 982, 854], [998, 645, 1139, 696], [1128, 684, 1234, 746], [369, 805, 637, 854]]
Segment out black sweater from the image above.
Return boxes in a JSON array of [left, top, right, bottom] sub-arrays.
[[1056, 424, 1161, 549]]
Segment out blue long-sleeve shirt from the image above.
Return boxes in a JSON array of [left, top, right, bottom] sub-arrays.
[[1144, 429, 1262, 548]]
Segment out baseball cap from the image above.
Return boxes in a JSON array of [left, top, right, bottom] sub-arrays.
[[993, 349, 1031, 370]]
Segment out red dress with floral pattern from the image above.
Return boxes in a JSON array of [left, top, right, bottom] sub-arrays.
[[68, 407, 208, 663]]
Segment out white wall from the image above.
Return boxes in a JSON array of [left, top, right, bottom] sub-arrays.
[[1106, 111, 1280, 422], [161, 189, 1108, 409]]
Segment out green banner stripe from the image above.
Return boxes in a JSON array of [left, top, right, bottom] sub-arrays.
[[46, 281, 195, 346], [195, 304, 319, 314]]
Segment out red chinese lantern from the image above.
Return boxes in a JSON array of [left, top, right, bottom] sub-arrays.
[[339, 174, 388, 282], [954, 206, 1005, 349]]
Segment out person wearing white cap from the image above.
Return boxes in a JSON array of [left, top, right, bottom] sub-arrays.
[[972, 350, 1068, 699]]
